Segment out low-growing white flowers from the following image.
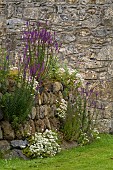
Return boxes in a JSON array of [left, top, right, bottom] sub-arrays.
[[32, 78, 39, 92], [58, 67, 65, 74], [92, 128, 100, 139], [9, 66, 18, 70], [56, 99, 67, 119], [23, 129, 61, 158], [79, 128, 100, 146], [57, 66, 84, 86]]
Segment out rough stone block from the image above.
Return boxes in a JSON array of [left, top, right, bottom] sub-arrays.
[[1, 121, 15, 140], [52, 82, 63, 93], [0, 140, 10, 151], [11, 140, 28, 149]]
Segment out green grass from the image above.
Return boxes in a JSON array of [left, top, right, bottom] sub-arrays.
[[1, 134, 113, 170]]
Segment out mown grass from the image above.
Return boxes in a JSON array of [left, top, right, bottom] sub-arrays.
[[1, 134, 113, 170]]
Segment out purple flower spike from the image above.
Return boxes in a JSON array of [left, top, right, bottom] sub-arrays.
[[6, 56, 9, 60], [26, 21, 29, 27], [89, 89, 93, 95], [55, 42, 58, 51], [86, 82, 91, 86], [95, 91, 98, 97], [37, 22, 41, 27], [21, 20, 60, 85]]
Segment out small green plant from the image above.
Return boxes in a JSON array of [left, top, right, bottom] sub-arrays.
[[1, 86, 33, 128], [23, 129, 61, 158], [48, 55, 60, 80]]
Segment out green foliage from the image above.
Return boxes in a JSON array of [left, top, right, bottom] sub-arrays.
[[0, 49, 9, 93], [0, 151, 4, 159], [1, 86, 33, 129], [48, 59, 81, 97], [48, 56, 60, 80], [62, 88, 99, 145], [62, 101, 80, 141]]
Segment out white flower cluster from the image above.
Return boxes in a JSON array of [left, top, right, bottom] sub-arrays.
[[58, 67, 65, 74], [92, 128, 100, 139], [80, 132, 90, 145], [9, 66, 18, 70], [24, 75, 39, 93], [56, 99, 67, 119], [58, 67, 84, 85], [32, 78, 39, 92], [25, 129, 61, 158], [80, 128, 100, 145], [67, 67, 76, 75]]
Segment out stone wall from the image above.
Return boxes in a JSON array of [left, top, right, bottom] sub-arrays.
[[1, 0, 113, 132]]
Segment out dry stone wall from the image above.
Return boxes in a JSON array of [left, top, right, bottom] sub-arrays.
[[1, 0, 113, 132]]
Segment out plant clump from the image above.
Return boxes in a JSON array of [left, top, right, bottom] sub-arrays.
[[61, 83, 100, 145], [23, 129, 61, 158], [0, 20, 102, 157]]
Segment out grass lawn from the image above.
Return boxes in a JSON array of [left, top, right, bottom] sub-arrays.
[[1, 134, 113, 170]]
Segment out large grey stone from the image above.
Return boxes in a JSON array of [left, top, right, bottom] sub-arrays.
[[11, 140, 28, 149]]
